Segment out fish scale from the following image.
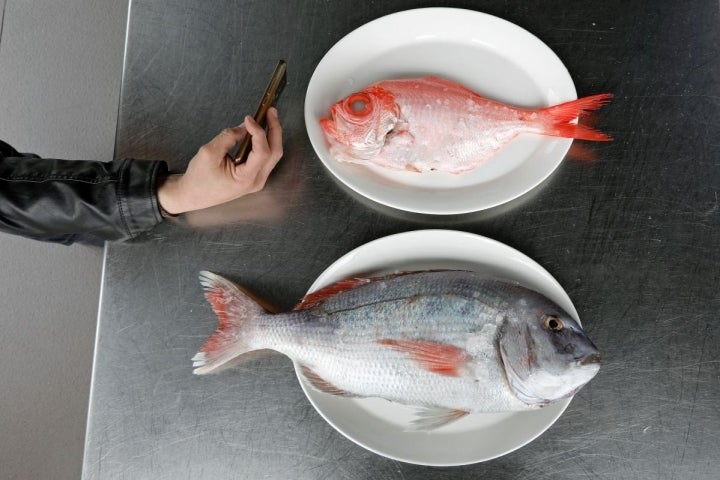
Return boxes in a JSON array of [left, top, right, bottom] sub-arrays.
[[278, 293, 516, 409]]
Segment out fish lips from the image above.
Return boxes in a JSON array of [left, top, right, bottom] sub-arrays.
[[579, 353, 602, 366], [548, 321, 601, 362]]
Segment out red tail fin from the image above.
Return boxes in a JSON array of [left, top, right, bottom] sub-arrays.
[[192, 271, 267, 375], [538, 93, 613, 141]]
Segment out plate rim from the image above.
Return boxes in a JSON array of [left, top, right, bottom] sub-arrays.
[[293, 229, 577, 466], [304, 7, 577, 215]]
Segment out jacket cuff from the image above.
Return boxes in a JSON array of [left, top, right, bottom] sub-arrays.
[[117, 158, 168, 238]]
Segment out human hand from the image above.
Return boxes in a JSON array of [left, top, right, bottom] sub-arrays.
[[157, 107, 283, 215]]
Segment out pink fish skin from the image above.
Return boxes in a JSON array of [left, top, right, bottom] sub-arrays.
[[320, 76, 612, 174]]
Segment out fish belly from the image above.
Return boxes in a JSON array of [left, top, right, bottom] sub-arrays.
[[297, 342, 530, 412], [376, 79, 531, 173]]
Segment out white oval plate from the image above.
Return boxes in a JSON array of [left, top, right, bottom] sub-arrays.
[[294, 230, 579, 465], [304, 8, 577, 214]]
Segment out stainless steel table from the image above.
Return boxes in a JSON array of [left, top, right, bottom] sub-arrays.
[[82, 1, 720, 478]]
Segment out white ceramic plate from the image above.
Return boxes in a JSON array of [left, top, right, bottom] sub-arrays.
[[294, 230, 579, 465], [304, 8, 577, 214]]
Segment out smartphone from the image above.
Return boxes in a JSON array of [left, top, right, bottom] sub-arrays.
[[234, 60, 287, 164]]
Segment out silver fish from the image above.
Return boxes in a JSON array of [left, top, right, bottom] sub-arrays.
[[193, 270, 600, 429]]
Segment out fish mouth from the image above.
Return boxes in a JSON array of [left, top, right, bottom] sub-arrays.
[[579, 353, 602, 366], [320, 117, 337, 139], [322, 106, 354, 141]]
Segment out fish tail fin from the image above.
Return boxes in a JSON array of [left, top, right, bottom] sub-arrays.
[[538, 93, 613, 141], [192, 271, 268, 375]]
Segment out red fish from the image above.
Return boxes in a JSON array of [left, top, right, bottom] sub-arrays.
[[320, 76, 611, 174]]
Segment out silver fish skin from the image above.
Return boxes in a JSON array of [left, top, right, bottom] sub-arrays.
[[193, 270, 600, 426]]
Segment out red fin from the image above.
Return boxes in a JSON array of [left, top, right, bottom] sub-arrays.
[[538, 93, 613, 141], [300, 365, 355, 397], [294, 277, 373, 310], [294, 271, 436, 311], [193, 271, 268, 375], [548, 123, 612, 141], [378, 339, 469, 377]]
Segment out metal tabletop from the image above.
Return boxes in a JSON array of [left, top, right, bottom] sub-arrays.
[[82, 1, 720, 478]]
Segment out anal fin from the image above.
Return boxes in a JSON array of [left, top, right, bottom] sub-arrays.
[[300, 365, 356, 397], [410, 406, 469, 431]]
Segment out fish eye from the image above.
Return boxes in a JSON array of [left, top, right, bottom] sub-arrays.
[[345, 93, 372, 115], [544, 315, 564, 332], [352, 99, 366, 112]]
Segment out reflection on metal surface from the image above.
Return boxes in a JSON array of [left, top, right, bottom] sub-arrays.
[[185, 144, 305, 228]]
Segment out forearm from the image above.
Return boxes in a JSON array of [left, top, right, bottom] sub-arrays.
[[0, 109, 283, 243], [0, 155, 167, 241]]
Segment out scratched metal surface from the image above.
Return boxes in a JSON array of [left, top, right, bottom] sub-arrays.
[[82, 0, 720, 479]]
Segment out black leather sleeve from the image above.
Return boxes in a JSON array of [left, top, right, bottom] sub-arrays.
[[0, 142, 168, 243]]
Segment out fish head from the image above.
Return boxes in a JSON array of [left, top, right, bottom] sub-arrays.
[[498, 293, 601, 406], [319, 86, 401, 162]]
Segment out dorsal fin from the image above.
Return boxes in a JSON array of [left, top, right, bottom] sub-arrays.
[[293, 271, 428, 311], [294, 277, 373, 310]]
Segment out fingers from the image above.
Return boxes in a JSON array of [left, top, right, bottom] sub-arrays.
[[266, 107, 284, 162], [243, 115, 269, 160], [203, 124, 247, 158], [236, 108, 283, 179]]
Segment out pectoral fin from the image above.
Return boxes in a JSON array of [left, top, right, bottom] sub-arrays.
[[377, 339, 470, 377]]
